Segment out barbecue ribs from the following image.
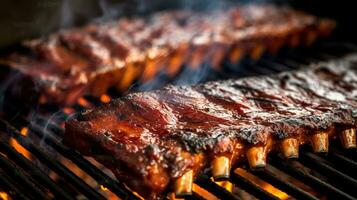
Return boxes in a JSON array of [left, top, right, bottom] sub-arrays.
[[65, 56, 357, 199], [1, 5, 335, 105]]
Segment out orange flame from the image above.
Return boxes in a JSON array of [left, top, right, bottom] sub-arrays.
[[63, 107, 75, 115], [100, 94, 111, 103], [78, 97, 91, 107], [100, 185, 108, 191], [10, 127, 31, 159], [10, 138, 31, 160], [235, 168, 289, 200], [20, 127, 28, 136], [0, 192, 9, 200]]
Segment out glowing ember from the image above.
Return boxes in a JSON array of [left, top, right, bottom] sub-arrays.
[[100, 185, 108, 191], [100, 94, 111, 103], [10, 138, 31, 159], [78, 97, 91, 107], [235, 168, 289, 200], [0, 192, 9, 200], [63, 107, 75, 114], [20, 127, 28, 136]]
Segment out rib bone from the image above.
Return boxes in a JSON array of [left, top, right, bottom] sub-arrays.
[[174, 170, 193, 198], [311, 132, 329, 153], [340, 128, 356, 149], [211, 156, 230, 181], [281, 138, 299, 159]]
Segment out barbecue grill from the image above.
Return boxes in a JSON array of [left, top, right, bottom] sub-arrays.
[[1, 1, 357, 200]]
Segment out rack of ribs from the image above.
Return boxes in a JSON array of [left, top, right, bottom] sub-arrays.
[[0, 5, 335, 105], [64, 55, 357, 199]]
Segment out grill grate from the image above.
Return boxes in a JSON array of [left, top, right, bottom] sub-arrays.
[[0, 42, 357, 200]]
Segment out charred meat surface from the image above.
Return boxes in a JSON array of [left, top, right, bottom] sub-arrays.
[[1, 5, 335, 105], [65, 56, 357, 199]]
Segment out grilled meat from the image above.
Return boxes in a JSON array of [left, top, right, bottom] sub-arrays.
[[1, 5, 335, 105], [64, 56, 357, 199]]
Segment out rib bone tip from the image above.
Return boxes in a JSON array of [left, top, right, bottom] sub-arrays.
[[311, 132, 329, 153], [340, 128, 356, 149], [211, 156, 230, 181], [247, 146, 266, 168], [281, 138, 299, 159], [174, 170, 193, 198]]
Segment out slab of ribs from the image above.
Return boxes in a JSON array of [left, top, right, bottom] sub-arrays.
[[65, 55, 357, 199], [0, 5, 335, 105]]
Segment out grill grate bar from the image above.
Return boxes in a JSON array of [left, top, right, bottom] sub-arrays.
[[0, 153, 50, 200], [195, 176, 241, 200], [327, 149, 357, 179], [26, 120, 141, 200], [0, 169, 32, 200], [230, 169, 280, 200], [0, 140, 73, 200], [0, 119, 106, 200], [186, 192, 207, 200], [252, 165, 319, 200], [31, 116, 65, 138], [270, 156, 357, 200], [300, 151, 357, 197]]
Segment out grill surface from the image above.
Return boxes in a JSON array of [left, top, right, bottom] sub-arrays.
[[0, 41, 357, 200]]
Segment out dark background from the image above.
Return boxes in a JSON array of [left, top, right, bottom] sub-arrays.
[[0, 0, 355, 49]]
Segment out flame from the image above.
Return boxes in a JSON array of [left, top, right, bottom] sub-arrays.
[[9, 127, 31, 159], [0, 192, 9, 200], [100, 185, 119, 200], [20, 127, 28, 136], [10, 138, 31, 159], [168, 184, 220, 200], [235, 168, 289, 200], [119, 184, 144, 200], [63, 107, 75, 114], [100, 94, 111, 103], [60, 157, 122, 200], [78, 97, 91, 107], [100, 185, 108, 191]]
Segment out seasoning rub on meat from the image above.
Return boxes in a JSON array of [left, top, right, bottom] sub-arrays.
[[65, 56, 357, 199]]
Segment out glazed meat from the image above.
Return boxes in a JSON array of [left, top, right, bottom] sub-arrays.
[[1, 5, 335, 105], [65, 56, 357, 199]]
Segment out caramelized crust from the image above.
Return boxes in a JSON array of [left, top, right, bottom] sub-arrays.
[[65, 57, 357, 199]]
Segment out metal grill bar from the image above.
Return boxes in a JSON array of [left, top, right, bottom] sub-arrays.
[[0, 119, 106, 200], [230, 169, 280, 200], [0, 168, 32, 200], [187, 192, 207, 200], [0, 153, 50, 200], [300, 151, 357, 197], [24, 118, 141, 200], [195, 176, 241, 200], [0, 140, 73, 200], [252, 165, 318, 200], [270, 156, 356, 200]]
